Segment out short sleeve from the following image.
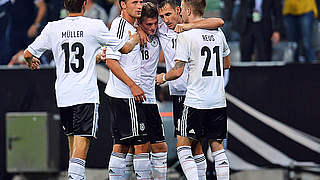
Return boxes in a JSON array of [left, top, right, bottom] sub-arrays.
[[105, 46, 122, 60], [174, 33, 190, 62], [95, 20, 126, 52], [220, 29, 230, 57], [26, 23, 51, 58]]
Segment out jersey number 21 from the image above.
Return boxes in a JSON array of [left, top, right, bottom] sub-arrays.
[[201, 46, 221, 77]]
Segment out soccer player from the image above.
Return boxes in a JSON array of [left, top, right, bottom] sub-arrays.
[[23, 0, 139, 179], [116, 3, 168, 179], [153, 0, 224, 179], [103, 0, 152, 179], [139, 2, 167, 179], [156, 0, 231, 179]]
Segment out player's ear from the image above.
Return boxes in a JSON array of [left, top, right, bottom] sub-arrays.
[[82, 0, 87, 13], [176, 6, 180, 15], [120, 1, 127, 9], [187, 7, 191, 16]]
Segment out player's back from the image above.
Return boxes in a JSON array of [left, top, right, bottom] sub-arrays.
[[176, 28, 230, 109], [38, 17, 119, 107]]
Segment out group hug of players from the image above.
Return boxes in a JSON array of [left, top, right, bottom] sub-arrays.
[[23, 0, 231, 179]]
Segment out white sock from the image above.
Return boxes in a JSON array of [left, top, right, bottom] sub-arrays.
[[68, 158, 86, 180], [108, 152, 126, 180], [212, 149, 229, 180], [177, 146, 199, 180], [124, 153, 133, 180], [194, 154, 207, 180], [133, 153, 152, 180], [151, 152, 167, 180]]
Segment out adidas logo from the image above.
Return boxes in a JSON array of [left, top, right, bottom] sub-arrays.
[[188, 129, 195, 134], [219, 161, 228, 165]]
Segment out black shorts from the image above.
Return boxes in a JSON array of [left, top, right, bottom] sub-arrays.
[[58, 103, 99, 138], [141, 104, 166, 144], [180, 106, 227, 141], [106, 95, 148, 145], [172, 95, 185, 136]]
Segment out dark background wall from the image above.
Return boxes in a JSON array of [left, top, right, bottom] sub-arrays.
[[225, 64, 320, 165], [1, 64, 320, 178], [226, 64, 320, 138], [0, 68, 114, 179]]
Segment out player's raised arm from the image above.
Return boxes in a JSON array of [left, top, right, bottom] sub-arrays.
[[119, 31, 141, 54], [156, 60, 185, 85], [136, 25, 150, 47], [174, 17, 224, 33]]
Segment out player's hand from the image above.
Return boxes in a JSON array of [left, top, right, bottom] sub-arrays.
[[27, 24, 39, 38], [136, 26, 150, 47], [129, 84, 146, 103], [97, 47, 107, 63], [26, 57, 41, 70], [156, 73, 166, 85], [174, 23, 191, 33], [128, 31, 140, 45]]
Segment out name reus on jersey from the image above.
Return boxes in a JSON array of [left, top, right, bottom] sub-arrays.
[[202, 34, 215, 41], [62, 30, 84, 38]]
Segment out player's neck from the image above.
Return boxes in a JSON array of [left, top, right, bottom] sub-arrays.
[[86, 1, 93, 10], [188, 15, 202, 24], [68, 8, 85, 17], [68, 13, 84, 17], [122, 11, 136, 26]]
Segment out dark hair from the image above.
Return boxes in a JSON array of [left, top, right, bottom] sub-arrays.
[[64, 0, 86, 13], [158, 0, 179, 10], [183, 0, 206, 16], [139, 2, 158, 22]]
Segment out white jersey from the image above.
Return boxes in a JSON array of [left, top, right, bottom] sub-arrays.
[[140, 35, 161, 104], [104, 16, 142, 98], [26, 16, 125, 107], [175, 28, 230, 109], [157, 19, 188, 96]]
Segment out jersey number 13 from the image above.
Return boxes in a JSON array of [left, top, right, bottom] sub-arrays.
[[62, 42, 85, 73]]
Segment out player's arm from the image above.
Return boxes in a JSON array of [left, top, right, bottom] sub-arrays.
[[24, 50, 41, 70], [223, 55, 231, 69], [106, 59, 146, 102], [156, 60, 185, 85], [174, 18, 224, 33], [119, 31, 140, 54], [24, 22, 52, 69], [136, 26, 150, 47]]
